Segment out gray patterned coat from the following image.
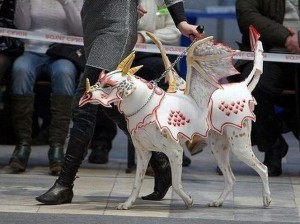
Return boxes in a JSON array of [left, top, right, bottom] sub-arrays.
[[81, 0, 182, 71]]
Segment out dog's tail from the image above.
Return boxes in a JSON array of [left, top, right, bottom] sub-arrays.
[[242, 40, 263, 92], [146, 32, 176, 92], [242, 26, 263, 92]]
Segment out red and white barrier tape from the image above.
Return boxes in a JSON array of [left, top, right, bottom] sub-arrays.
[[1, 27, 300, 63]]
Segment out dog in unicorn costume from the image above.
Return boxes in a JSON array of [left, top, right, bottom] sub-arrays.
[[79, 28, 271, 210]]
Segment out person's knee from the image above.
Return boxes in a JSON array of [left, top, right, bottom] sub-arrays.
[[11, 57, 36, 78], [10, 59, 37, 94], [51, 60, 79, 95], [52, 59, 78, 77]]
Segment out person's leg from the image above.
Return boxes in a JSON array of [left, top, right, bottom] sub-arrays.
[[88, 107, 117, 164], [36, 63, 138, 204], [9, 52, 43, 172], [35, 65, 100, 204], [36, 0, 140, 205], [47, 58, 78, 174], [141, 152, 172, 200]]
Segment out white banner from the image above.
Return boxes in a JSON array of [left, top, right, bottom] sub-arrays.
[[1, 27, 300, 63]]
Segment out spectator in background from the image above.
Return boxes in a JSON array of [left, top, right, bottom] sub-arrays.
[[0, 0, 23, 145], [8, 0, 83, 174], [0, 0, 19, 83], [232, 0, 300, 176]]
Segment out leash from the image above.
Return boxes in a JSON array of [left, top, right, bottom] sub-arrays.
[[151, 25, 204, 84], [127, 25, 205, 117]]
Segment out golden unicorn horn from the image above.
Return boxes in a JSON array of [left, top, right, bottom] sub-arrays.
[[116, 52, 135, 76], [128, 65, 143, 75], [86, 78, 91, 92]]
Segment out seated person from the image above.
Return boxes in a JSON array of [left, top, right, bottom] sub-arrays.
[[231, 0, 300, 177], [0, 0, 22, 82], [0, 0, 23, 145], [8, 0, 83, 174]]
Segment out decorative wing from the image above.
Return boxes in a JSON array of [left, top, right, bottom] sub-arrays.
[[185, 37, 239, 95]]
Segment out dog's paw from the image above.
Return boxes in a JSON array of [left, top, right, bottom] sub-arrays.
[[116, 202, 132, 210], [263, 194, 271, 207], [208, 200, 223, 207], [184, 195, 193, 208]]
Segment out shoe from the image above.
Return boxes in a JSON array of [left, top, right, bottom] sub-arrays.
[[36, 181, 73, 205], [9, 144, 31, 172], [182, 152, 191, 167], [141, 171, 172, 201], [142, 152, 171, 201], [48, 144, 65, 175], [88, 144, 110, 164], [142, 191, 167, 201], [186, 135, 207, 155]]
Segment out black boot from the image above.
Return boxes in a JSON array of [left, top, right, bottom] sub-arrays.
[[9, 95, 34, 172], [10, 144, 31, 172], [88, 142, 111, 164], [35, 180, 74, 205], [263, 136, 288, 177], [48, 95, 73, 174], [36, 129, 89, 205], [48, 143, 65, 175], [265, 150, 282, 177], [142, 152, 172, 201]]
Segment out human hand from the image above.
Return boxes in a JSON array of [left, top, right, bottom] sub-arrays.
[[137, 5, 147, 19], [177, 21, 205, 41], [57, 0, 70, 6], [285, 28, 300, 54], [136, 33, 145, 43]]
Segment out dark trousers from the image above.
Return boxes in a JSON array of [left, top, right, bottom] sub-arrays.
[[90, 108, 117, 149]]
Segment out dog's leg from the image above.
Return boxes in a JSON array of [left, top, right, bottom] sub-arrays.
[[164, 142, 193, 208], [227, 120, 271, 207], [149, 129, 193, 208], [117, 140, 152, 210], [209, 130, 235, 207]]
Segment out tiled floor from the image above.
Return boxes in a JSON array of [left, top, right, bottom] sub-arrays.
[[0, 131, 299, 223]]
